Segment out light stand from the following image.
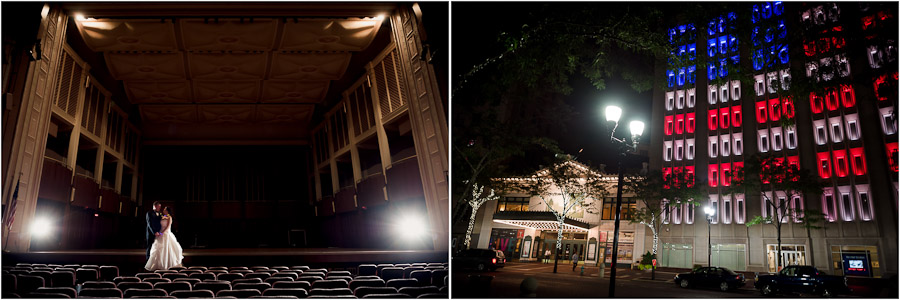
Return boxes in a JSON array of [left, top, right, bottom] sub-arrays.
[[704, 206, 715, 267]]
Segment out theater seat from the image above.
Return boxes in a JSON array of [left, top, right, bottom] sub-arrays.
[[16, 275, 44, 295], [4, 273, 17, 291], [416, 293, 446, 299], [349, 279, 384, 291], [354, 287, 397, 298], [75, 268, 99, 284], [253, 296, 305, 299], [312, 279, 348, 289], [131, 297, 176, 299], [297, 276, 323, 284], [217, 273, 244, 282], [309, 288, 353, 296], [172, 278, 200, 285], [326, 271, 352, 278], [265, 276, 295, 285], [29, 271, 52, 285], [327, 276, 353, 284], [306, 269, 328, 274], [170, 289, 214, 298], [143, 278, 171, 284], [273, 281, 310, 290], [99, 266, 119, 281], [232, 282, 270, 293], [78, 288, 122, 298], [398, 286, 439, 298], [379, 268, 403, 281], [402, 267, 424, 279], [113, 277, 140, 284], [153, 282, 191, 294], [25, 292, 70, 298], [246, 273, 271, 280], [217, 289, 261, 298], [273, 272, 299, 280], [117, 281, 153, 292], [290, 266, 310, 272], [263, 288, 308, 298], [270, 266, 290, 271], [353, 276, 380, 281], [357, 265, 376, 276], [135, 273, 161, 280], [309, 296, 357, 298], [194, 281, 231, 294], [409, 270, 432, 286], [82, 281, 116, 289], [362, 293, 412, 298], [35, 287, 76, 298], [124, 288, 169, 298], [188, 273, 215, 281], [161, 273, 188, 280], [430, 270, 447, 287], [232, 278, 263, 285], [386, 279, 417, 289]]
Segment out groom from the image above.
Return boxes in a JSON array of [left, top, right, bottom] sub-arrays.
[[146, 201, 163, 260]]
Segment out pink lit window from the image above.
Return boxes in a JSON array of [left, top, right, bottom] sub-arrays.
[[874, 75, 888, 101], [708, 109, 719, 131], [684, 201, 695, 224], [709, 164, 719, 187], [833, 149, 849, 178], [887, 142, 899, 173], [721, 163, 732, 186], [662, 199, 670, 224], [769, 98, 782, 122], [685, 166, 696, 186], [735, 194, 746, 224], [755, 101, 768, 123], [731, 106, 742, 128], [850, 147, 867, 176], [686, 113, 696, 133], [817, 152, 832, 179], [672, 200, 682, 224], [665, 115, 674, 136], [663, 167, 672, 188], [722, 194, 732, 224], [822, 187, 836, 222], [675, 114, 685, 135], [856, 184, 873, 221], [809, 92, 824, 114], [825, 88, 840, 111], [838, 185, 855, 222], [708, 195, 719, 224], [782, 97, 795, 119], [787, 156, 800, 173], [841, 84, 856, 108], [791, 194, 805, 223], [719, 107, 730, 129]]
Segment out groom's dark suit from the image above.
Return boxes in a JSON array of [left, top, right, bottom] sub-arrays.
[[146, 210, 162, 260]]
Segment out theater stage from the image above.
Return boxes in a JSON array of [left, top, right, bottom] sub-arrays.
[[3, 248, 447, 274]]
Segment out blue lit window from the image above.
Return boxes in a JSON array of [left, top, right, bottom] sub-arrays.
[[753, 50, 765, 71], [762, 2, 772, 19], [708, 20, 717, 36], [677, 68, 686, 87], [730, 55, 740, 67], [752, 5, 760, 24], [777, 45, 789, 65], [678, 25, 687, 34], [678, 45, 686, 58], [718, 16, 726, 33], [773, 1, 783, 16], [728, 35, 738, 53], [728, 12, 737, 22], [667, 70, 676, 88], [765, 27, 775, 43], [777, 20, 786, 39], [708, 63, 718, 80], [669, 28, 677, 42], [751, 27, 760, 46], [688, 44, 696, 61], [718, 36, 728, 56], [719, 58, 729, 78], [708, 38, 717, 57], [688, 65, 696, 84]]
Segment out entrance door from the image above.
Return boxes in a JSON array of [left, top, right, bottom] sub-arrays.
[[767, 244, 807, 272]]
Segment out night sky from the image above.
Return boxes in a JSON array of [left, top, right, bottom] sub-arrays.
[[452, 3, 656, 172]]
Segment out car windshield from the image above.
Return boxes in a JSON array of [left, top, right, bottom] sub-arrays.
[[721, 268, 738, 275]]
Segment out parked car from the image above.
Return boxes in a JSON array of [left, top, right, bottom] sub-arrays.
[[674, 266, 746, 292], [754, 265, 851, 297], [453, 248, 506, 271]]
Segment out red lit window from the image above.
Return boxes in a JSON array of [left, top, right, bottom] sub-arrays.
[[833, 36, 845, 49], [686, 113, 696, 133], [862, 15, 875, 30], [782, 97, 795, 119], [850, 147, 867, 176], [787, 156, 800, 171], [810, 92, 824, 114], [663, 167, 673, 188], [769, 98, 782, 122], [665, 115, 674, 136], [841, 85, 856, 108], [674, 167, 683, 185], [833, 149, 849, 178], [874, 75, 888, 101], [825, 88, 840, 111], [709, 164, 719, 187], [817, 152, 832, 179], [755, 101, 768, 123], [721, 163, 732, 186], [887, 143, 899, 172], [685, 166, 696, 186], [817, 37, 831, 54], [720, 108, 730, 129], [804, 40, 816, 57], [731, 106, 742, 128], [709, 109, 719, 131], [675, 114, 685, 135]]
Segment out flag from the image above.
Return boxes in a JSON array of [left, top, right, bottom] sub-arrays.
[[5, 180, 19, 229]]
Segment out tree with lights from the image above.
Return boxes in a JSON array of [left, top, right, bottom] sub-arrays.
[[463, 182, 500, 249]]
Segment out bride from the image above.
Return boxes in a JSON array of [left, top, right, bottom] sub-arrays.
[[145, 207, 184, 271]]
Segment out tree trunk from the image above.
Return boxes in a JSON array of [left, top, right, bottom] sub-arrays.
[[554, 216, 564, 273], [650, 224, 658, 280], [806, 225, 815, 267], [464, 201, 483, 249], [776, 223, 782, 271]]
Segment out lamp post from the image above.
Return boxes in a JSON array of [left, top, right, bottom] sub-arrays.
[[704, 206, 715, 267], [605, 105, 644, 298]]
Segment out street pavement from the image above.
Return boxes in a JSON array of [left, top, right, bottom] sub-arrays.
[[452, 261, 792, 298]]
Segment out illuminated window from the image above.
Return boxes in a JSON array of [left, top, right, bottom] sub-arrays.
[[856, 184, 873, 221], [666, 91, 675, 111], [709, 164, 719, 187], [709, 195, 719, 224], [813, 119, 828, 145], [709, 109, 718, 131], [665, 115, 674, 136], [810, 92, 824, 114], [731, 80, 741, 101], [720, 134, 731, 157], [668, 70, 676, 88], [880, 106, 897, 135], [887, 142, 899, 172], [806, 62, 819, 80], [756, 101, 768, 123], [675, 114, 685, 135], [678, 68, 686, 87], [833, 149, 849, 178], [708, 62, 717, 81], [708, 38, 717, 57], [686, 138, 696, 160], [829, 116, 844, 143], [845, 114, 860, 141], [850, 147, 867, 176], [709, 136, 719, 158], [868, 45, 884, 69], [722, 194, 732, 224], [709, 85, 718, 105], [735, 194, 746, 224], [761, 191, 774, 221], [686, 113, 696, 134], [733, 132, 743, 156], [497, 197, 530, 212], [821, 57, 835, 81], [769, 98, 782, 122], [672, 200, 682, 224], [720, 107, 730, 129], [825, 88, 840, 111], [822, 187, 836, 222], [780, 69, 791, 90], [775, 191, 788, 223], [771, 127, 783, 151], [758, 129, 770, 153], [786, 127, 797, 149], [721, 163, 732, 186], [687, 88, 696, 108], [754, 74, 765, 96], [838, 185, 855, 222], [664, 141, 673, 162], [817, 151, 832, 179], [684, 202, 695, 224], [836, 55, 850, 77], [767, 72, 779, 94], [676, 90, 685, 110], [720, 84, 729, 103], [782, 97, 795, 119], [731, 106, 742, 128], [791, 194, 804, 223], [675, 140, 684, 161], [661, 199, 670, 224], [602, 197, 636, 220]]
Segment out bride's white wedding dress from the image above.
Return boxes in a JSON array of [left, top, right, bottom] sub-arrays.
[[144, 217, 184, 271]]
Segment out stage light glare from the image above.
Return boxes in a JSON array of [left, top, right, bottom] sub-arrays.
[[395, 214, 427, 241], [74, 13, 87, 21], [30, 217, 52, 238]]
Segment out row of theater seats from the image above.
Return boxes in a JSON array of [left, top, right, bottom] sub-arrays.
[[2, 263, 448, 298]]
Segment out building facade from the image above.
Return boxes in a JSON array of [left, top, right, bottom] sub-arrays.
[[651, 2, 897, 276]]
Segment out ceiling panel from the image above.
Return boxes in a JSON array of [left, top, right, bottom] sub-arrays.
[[187, 52, 269, 80], [256, 104, 313, 124], [193, 80, 260, 103], [269, 52, 351, 80], [140, 104, 199, 124], [125, 81, 193, 104], [76, 19, 178, 52], [198, 104, 257, 124], [280, 18, 383, 51], [260, 80, 329, 103], [180, 18, 279, 51], [106, 52, 187, 81]]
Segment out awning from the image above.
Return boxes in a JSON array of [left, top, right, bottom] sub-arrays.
[[492, 211, 591, 232]]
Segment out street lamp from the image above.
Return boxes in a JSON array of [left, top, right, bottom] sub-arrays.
[[605, 105, 644, 298], [704, 206, 715, 267]]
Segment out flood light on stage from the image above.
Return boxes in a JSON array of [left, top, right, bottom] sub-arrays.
[[395, 214, 427, 241], [30, 217, 52, 238]]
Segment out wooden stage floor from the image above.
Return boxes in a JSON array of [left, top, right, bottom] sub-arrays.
[[3, 248, 448, 273]]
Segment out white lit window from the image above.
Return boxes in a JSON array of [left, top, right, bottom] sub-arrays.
[[822, 187, 836, 222], [791, 194, 804, 223], [775, 191, 788, 223], [664, 141, 674, 162], [686, 138, 696, 160], [666, 91, 675, 111], [684, 201, 695, 224], [762, 191, 774, 222], [722, 194, 732, 224], [735, 194, 746, 224], [676, 90, 685, 110], [835, 54, 850, 77], [672, 201, 682, 224], [771, 127, 783, 151], [733, 132, 743, 156], [813, 119, 828, 145], [709, 136, 719, 158], [786, 127, 797, 149], [754, 74, 765, 96], [687, 88, 696, 108], [758, 129, 770, 152], [662, 199, 670, 224], [720, 134, 731, 157], [829, 116, 844, 143], [845, 114, 861, 141], [767, 72, 778, 93], [820, 57, 835, 81], [881, 106, 897, 135], [709, 85, 718, 105], [856, 184, 873, 221], [720, 85, 729, 103], [838, 185, 855, 222], [709, 195, 719, 224], [675, 140, 684, 161], [868, 45, 884, 69], [806, 62, 819, 80], [780, 69, 791, 90], [731, 80, 741, 101]]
